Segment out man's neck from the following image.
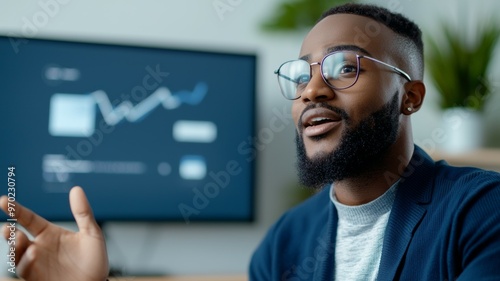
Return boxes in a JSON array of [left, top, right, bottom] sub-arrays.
[[333, 142, 414, 206]]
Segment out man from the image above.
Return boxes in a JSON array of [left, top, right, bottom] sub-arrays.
[[1, 3, 500, 281], [250, 4, 500, 281]]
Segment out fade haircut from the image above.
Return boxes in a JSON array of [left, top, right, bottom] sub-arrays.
[[320, 3, 424, 79]]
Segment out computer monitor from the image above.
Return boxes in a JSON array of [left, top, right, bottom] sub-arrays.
[[0, 35, 256, 223]]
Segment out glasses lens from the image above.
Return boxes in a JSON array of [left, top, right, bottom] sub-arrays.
[[276, 60, 310, 99], [322, 52, 359, 89]]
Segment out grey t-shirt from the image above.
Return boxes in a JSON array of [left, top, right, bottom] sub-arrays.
[[330, 181, 398, 281]]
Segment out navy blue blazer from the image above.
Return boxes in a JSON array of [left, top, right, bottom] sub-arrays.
[[250, 146, 500, 280]]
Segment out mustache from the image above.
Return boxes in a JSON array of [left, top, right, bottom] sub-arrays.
[[298, 102, 350, 130]]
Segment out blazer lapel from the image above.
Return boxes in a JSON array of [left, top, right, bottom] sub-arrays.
[[377, 146, 435, 281], [315, 200, 338, 281]]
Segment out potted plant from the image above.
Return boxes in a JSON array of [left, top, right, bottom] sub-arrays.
[[426, 20, 500, 153]]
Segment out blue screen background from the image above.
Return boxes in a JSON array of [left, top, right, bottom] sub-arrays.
[[0, 36, 256, 222]]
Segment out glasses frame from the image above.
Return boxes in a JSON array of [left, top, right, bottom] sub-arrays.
[[274, 51, 412, 100]]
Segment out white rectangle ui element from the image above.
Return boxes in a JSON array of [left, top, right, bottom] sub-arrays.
[[173, 120, 217, 143], [49, 93, 96, 137], [179, 155, 206, 180]]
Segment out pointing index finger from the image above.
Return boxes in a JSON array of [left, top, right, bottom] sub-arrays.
[[0, 196, 50, 237]]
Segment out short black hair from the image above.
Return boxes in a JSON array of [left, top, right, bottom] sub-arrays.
[[320, 3, 424, 78], [320, 3, 423, 53]]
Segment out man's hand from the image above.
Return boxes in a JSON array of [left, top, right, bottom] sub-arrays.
[[0, 186, 109, 281]]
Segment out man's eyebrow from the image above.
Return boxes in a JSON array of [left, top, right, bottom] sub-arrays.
[[299, 45, 372, 61], [299, 53, 310, 61], [327, 45, 372, 56]]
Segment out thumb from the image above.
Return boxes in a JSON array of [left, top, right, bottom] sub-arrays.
[[70, 186, 101, 236]]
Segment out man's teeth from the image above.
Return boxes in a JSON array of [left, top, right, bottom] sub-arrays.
[[312, 117, 328, 122], [310, 117, 331, 125]]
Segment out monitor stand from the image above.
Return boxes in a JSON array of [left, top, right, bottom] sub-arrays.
[[97, 221, 167, 277]]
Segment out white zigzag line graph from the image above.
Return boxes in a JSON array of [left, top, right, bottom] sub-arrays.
[[91, 82, 207, 125]]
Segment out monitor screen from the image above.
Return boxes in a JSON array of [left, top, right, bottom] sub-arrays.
[[0, 35, 256, 223]]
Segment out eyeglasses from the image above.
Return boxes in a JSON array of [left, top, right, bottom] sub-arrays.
[[274, 50, 412, 100]]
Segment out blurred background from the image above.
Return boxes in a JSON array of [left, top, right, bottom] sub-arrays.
[[0, 0, 499, 277]]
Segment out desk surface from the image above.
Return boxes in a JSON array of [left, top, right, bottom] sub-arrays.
[[0, 276, 247, 281], [113, 277, 247, 281]]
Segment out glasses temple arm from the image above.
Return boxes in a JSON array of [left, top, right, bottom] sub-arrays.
[[362, 56, 412, 81], [274, 72, 298, 83]]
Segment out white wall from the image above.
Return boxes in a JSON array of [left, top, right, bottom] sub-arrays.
[[381, 0, 500, 149], [0, 0, 499, 276]]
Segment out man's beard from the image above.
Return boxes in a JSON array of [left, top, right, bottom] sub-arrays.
[[296, 92, 400, 189]]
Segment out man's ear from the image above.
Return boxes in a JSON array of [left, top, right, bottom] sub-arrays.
[[401, 80, 426, 115]]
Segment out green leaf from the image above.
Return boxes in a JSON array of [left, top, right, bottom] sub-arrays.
[[425, 19, 500, 111], [261, 0, 356, 32]]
